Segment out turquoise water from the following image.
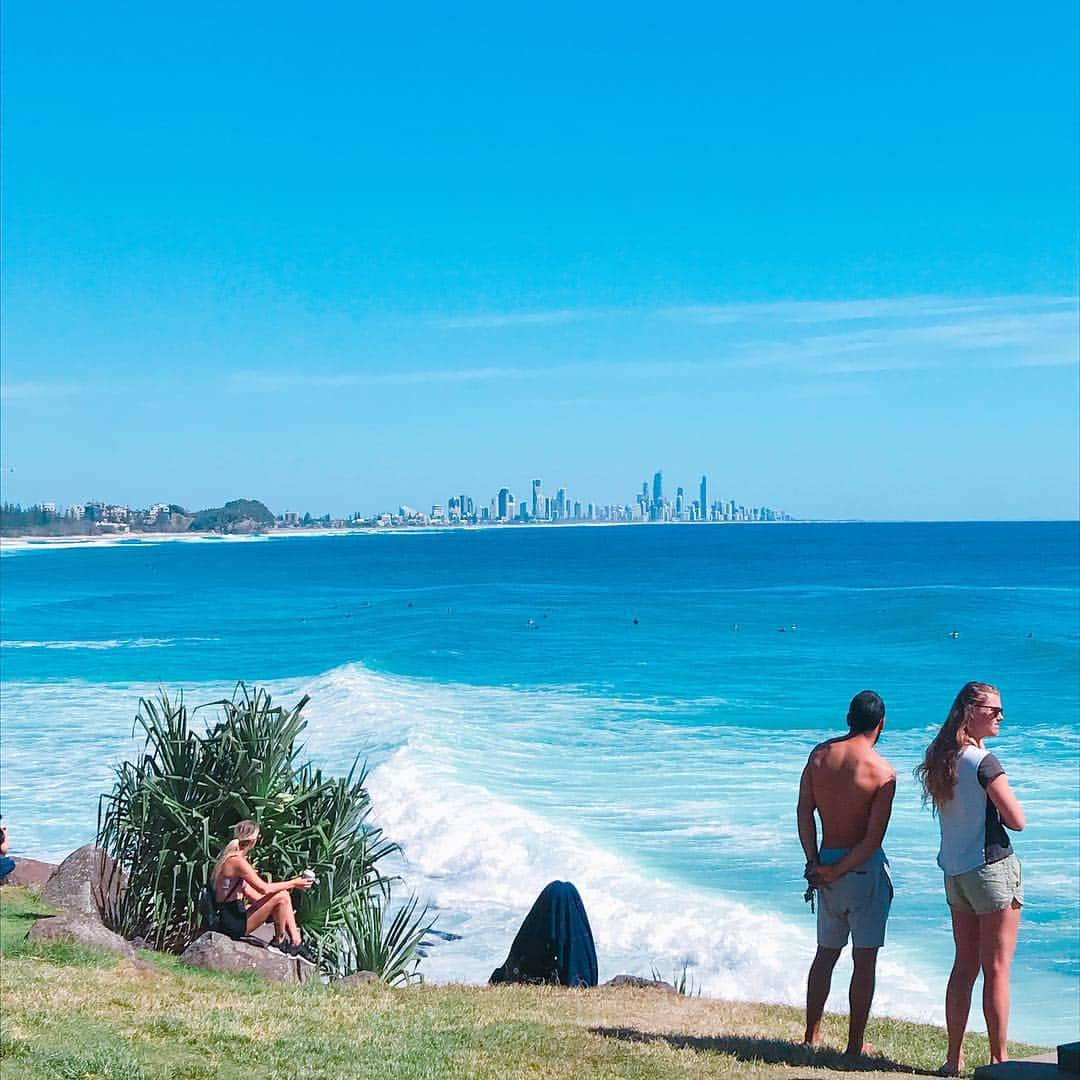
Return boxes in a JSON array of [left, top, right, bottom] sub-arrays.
[[1, 522, 1077, 1043]]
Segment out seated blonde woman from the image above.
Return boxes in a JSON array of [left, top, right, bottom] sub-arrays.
[[212, 819, 316, 963]]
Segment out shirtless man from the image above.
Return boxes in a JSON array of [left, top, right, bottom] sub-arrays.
[[797, 690, 896, 1057]]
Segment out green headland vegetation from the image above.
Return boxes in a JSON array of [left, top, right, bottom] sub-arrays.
[[0, 498, 275, 536]]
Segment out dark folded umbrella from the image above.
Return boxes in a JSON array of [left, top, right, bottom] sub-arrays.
[[489, 880, 598, 988]]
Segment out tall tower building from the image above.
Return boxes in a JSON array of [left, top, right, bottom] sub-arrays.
[[652, 471, 663, 507], [700, 475, 708, 521], [497, 488, 513, 521], [532, 479, 543, 519]]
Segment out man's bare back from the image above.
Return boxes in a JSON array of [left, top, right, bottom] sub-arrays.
[[804, 735, 896, 849], [797, 690, 896, 1059]]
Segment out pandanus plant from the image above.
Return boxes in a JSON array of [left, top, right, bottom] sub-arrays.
[[97, 684, 434, 984]]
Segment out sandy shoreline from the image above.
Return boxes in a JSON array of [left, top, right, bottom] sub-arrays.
[[0, 519, 802, 554], [0, 527, 379, 553]]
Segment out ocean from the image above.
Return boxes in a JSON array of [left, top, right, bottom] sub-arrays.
[[1, 521, 1077, 1045]]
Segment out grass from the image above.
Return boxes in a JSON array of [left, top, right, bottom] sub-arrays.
[[0, 887, 1046, 1079]]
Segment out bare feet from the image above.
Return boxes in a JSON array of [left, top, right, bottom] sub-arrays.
[[843, 1042, 876, 1057]]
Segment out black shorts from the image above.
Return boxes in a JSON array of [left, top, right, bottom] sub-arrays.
[[217, 899, 248, 939]]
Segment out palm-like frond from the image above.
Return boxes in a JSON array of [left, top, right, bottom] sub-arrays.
[[330, 891, 437, 986], [96, 684, 433, 982]]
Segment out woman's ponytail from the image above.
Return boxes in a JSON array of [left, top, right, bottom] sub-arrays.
[[211, 820, 260, 882]]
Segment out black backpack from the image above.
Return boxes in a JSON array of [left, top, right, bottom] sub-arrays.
[[196, 885, 220, 931]]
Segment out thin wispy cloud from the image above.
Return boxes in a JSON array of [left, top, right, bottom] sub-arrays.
[[1, 380, 85, 401], [660, 294, 1076, 326], [1017, 353, 1080, 369], [231, 357, 712, 392], [699, 297, 1078, 376], [226, 294, 1077, 392], [230, 366, 542, 390], [431, 309, 590, 330]]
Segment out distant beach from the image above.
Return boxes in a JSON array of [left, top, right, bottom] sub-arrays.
[[0, 518, 803, 554]]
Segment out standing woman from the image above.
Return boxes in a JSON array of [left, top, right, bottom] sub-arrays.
[[916, 682, 1025, 1076]]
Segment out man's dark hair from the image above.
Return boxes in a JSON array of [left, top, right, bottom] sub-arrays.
[[847, 690, 885, 733]]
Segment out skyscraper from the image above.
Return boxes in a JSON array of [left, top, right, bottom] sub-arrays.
[[700, 475, 708, 522], [653, 471, 663, 507], [532, 479, 543, 519], [497, 487, 513, 521]]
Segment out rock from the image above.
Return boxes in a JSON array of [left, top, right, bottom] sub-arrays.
[[180, 932, 316, 983], [1060, 1043, 1080, 1075], [337, 971, 379, 987], [973, 1053, 1060, 1078], [1, 857, 58, 891], [604, 974, 677, 993], [41, 844, 126, 920], [27, 913, 136, 960]]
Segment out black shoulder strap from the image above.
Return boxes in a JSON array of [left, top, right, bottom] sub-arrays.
[[218, 875, 243, 904]]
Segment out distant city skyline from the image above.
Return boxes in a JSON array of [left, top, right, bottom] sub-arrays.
[[2, 5, 1077, 521], [6, 467, 792, 528], [385, 469, 791, 525]]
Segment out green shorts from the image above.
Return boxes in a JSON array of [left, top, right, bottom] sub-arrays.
[[944, 854, 1023, 916]]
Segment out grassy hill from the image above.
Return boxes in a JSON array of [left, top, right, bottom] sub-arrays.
[[0, 888, 1043, 1079]]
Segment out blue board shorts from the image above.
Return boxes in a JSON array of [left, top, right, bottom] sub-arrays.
[[816, 848, 893, 950]]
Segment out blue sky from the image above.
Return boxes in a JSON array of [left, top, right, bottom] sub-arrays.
[[2, 3, 1077, 520]]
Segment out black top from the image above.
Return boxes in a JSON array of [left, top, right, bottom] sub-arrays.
[[977, 752, 1012, 865]]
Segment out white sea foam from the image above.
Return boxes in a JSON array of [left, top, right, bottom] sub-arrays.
[[1, 637, 216, 651], [367, 742, 938, 1020], [0, 532, 275, 555], [276, 662, 943, 1023], [6, 659, 1073, 1031]]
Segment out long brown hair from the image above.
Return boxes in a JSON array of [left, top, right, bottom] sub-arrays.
[[915, 682, 998, 809]]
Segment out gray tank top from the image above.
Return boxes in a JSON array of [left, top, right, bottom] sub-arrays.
[[936, 745, 1012, 876]]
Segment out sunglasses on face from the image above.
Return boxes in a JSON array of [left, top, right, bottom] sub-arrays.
[[972, 705, 1004, 719]]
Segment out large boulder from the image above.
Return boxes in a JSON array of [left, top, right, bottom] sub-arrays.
[[27, 913, 136, 960], [180, 932, 316, 984], [41, 844, 125, 920], [1, 857, 58, 891], [604, 974, 677, 993]]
